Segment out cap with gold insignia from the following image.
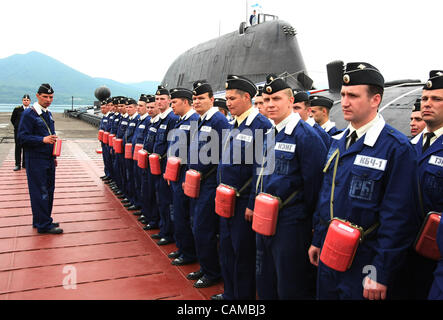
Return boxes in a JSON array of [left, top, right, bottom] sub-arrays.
[[106, 97, 113, 104], [139, 94, 148, 103], [293, 90, 309, 103], [156, 85, 170, 96], [256, 86, 264, 97], [125, 98, 137, 105], [37, 83, 54, 94], [263, 74, 290, 95], [100, 100, 107, 106], [22, 94, 30, 99], [309, 95, 334, 109], [424, 70, 443, 90], [146, 94, 156, 103], [214, 98, 228, 111], [412, 98, 421, 112], [170, 88, 193, 100], [342, 62, 384, 88], [226, 74, 257, 98], [118, 97, 127, 105], [112, 96, 120, 105], [192, 80, 213, 96]]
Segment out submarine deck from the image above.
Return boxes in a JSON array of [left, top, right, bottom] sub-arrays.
[[0, 113, 223, 300]]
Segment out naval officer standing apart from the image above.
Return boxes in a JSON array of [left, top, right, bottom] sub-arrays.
[[308, 62, 420, 299], [11, 94, 31, 171], [18, 84, 62, 234]]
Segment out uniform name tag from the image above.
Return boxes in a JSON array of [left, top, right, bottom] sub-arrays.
[[201, 126, 212, 133], [149, 127, 157, 133], [160, 124, 167, 130], [236, 133, 253, 143], [139, 125, 145, 129], [354, 155, 387, 171], [429, 155, 443, 167], [180, 124, 190, 130], [121, 121, 128, 125], [129, 123, 136, 127], [115, 118, 120, 122], [103, 119, 108, 123], [275, 142, 296, 153]]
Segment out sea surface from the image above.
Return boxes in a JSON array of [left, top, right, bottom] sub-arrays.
[[0, 104, 90, 113]]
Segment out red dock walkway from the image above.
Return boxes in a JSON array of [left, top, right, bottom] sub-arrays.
[[0, 139, 224, 300]]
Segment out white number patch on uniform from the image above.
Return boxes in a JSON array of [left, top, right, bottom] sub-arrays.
[[275, 142, 296, 153], [149, 127, 157, 133], [236, 134, 253, 143], [179, 124, 190, 130], [121, 121, 128, 125], [429, 155, 443, 168], [160, 124, 167, 130], [354, 155, 387, 171], [139, 125, 145, 129], [129, 123, 136, 127], [201, 126, 212, 133]]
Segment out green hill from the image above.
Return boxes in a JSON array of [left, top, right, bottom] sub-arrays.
[[0, 51, 159, 105]]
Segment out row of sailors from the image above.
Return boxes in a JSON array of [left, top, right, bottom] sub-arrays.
[[97, 64, 443, 300]]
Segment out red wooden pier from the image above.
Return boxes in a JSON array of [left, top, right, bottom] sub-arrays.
[[0, 139, 224, 300]]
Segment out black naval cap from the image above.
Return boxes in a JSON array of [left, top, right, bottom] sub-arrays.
[[342, 62, 384, 88], [125, 98, 137, 105], [156, 85, 170, 96], [146, 94, 156, 103], [112, 96, 120, 105], [263, 74, 290, 95], [105, 97, 113, 104], [101, 100, 107, 106], [256, 86, 264, 97], [118, 97, 127, 105], [293, 90, 309, 103], [412, 98, 421, 112], [192, 80, 213, 96], [225, 74, 257, 98], [23, 94, 30, 99], [170, 88, 193, 100], [309, 95, 334, 109], [424, 70, 443, 90], [139, 94, 148, 103], [214, 98, 228, 111], [37, 83, 54, 94]]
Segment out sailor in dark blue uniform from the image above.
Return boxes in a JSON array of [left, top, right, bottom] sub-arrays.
[[104, 98, 118, 185], [309, 95, 341, 136], [254, 75, 326, 299], [292, 91, 332, 148], [151, 86, 178, 245], [131, 94, 151, 215], [123, 98, 140, 211], [17, 83, 62, 234], [309, 62, 421, 300], [99, 99, 112, 181], [114, 98, 130, 204], [167, 88, 200, 266], [140, 96, 161, 231], [109, 97, 124, 194], [409, 71, 443, 300], [410, 98, 426, 140], [213, 75, 272, 300], [185, 80, 230, 288]]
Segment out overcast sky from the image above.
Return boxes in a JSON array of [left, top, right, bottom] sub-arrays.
[[1, 0, 442, 88]]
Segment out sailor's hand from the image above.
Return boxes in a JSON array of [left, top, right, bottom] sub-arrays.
[[363, 276, 387, 300], [244, 208, 253, 222], [43, 135, 58, 144], [308, 245, 320, 267]]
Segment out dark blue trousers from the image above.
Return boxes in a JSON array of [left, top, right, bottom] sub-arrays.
[[25, 154, 56, 231], [256, 217, 315, 300], [191, 176, 221, 281], [125, 158, 135, 204], [155, 174, 174, 241], [141, 169, 159, 227], [101, 142, 111, 177], [219, 196, 256, 300]]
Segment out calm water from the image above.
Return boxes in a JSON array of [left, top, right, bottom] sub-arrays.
[[0, 104, 90, 113]]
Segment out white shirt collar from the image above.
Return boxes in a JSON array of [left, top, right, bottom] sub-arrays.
[[122, 113, 129, 118], [151, 114, 161, 123], [245, 107, 260, 126], [140, 112, 149, 120], [105, 111, 111, 117], [421, 125, 443, 146], [274, 112, 301, 135], [321, 120, 336, 132], [129, 112, 138, 120], [181, 108, 196, 121], [159, 107, 173, 119], [32, 102, 47, 115], [345, 113, 385, 147], [200, 107, 219, 121]]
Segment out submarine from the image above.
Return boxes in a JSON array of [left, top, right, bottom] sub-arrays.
[[79, 13, 423, 137], [160, 13, 313, 95]]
